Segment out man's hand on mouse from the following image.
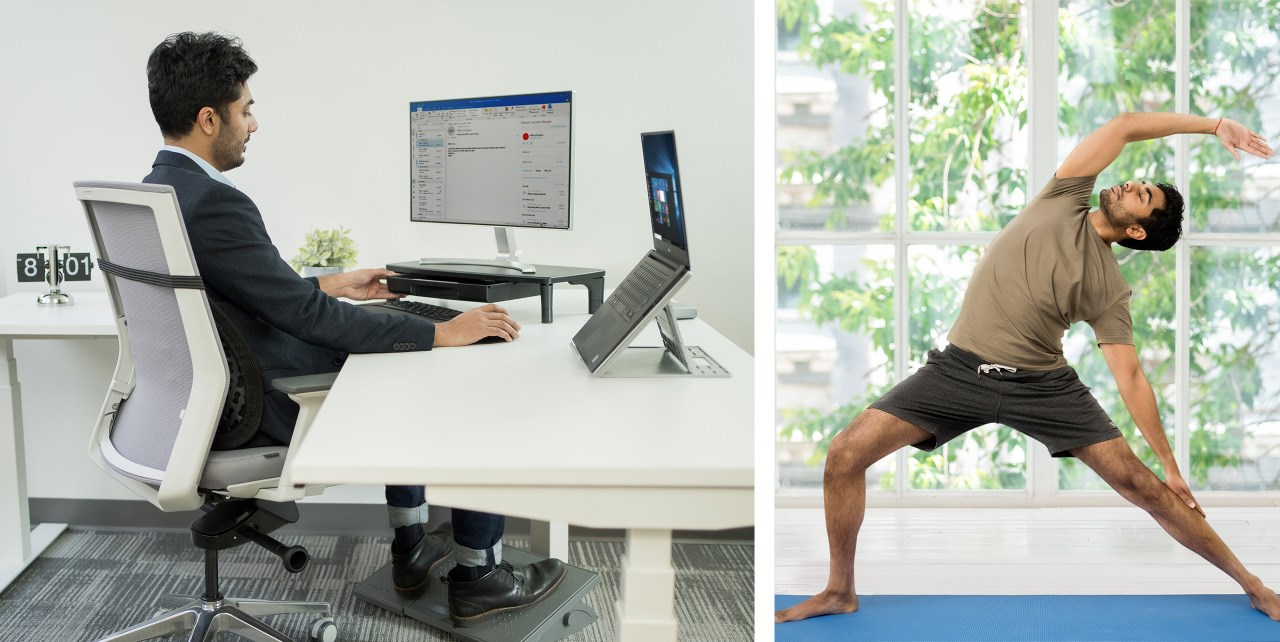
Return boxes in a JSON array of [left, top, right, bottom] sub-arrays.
[[433, 303, 521, 346]]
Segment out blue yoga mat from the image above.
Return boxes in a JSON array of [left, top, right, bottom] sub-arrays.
[[775, 594, 1280, 641]]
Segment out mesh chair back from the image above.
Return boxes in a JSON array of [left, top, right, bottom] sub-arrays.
[[92, 200, 198, 469], [76, 182, 228, 509]]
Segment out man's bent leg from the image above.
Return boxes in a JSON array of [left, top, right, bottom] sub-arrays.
[[1072, 438, 1280, 621], [775, 408, 932, 623]]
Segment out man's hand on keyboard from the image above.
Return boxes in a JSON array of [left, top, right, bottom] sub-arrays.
[[317, 268, 403, 301], [434, 304, 522, 346]]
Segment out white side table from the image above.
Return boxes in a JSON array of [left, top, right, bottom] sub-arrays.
[[0, 292, 115, 592]]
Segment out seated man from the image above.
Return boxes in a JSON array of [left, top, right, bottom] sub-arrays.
[[143, 31, 564, 626]]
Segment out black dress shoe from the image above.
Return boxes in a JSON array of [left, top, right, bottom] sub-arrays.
[[392, 522, 453, 597], [445, 558, 568, 627]]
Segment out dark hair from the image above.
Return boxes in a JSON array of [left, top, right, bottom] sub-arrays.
[[1117, 182, 1183, 252], [147, 32, 257, 138]]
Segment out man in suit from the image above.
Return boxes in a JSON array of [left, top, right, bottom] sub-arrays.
[[144, 31, 564, 627]]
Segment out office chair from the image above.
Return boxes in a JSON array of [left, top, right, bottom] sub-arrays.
[[75, 181, 339, 642]]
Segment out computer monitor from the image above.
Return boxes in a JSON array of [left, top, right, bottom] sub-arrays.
[[409, 91, 572, 274]]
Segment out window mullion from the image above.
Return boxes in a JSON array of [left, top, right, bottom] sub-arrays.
[[1175, 0, 1191, 479], [1026, 0, 1059, 503], [893, 0, 910, 498]]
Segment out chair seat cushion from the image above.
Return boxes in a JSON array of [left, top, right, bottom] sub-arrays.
[[199, 446, 288, 489]]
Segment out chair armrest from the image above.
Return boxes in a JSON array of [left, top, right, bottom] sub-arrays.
[[243, 373, 337, 502], [271, 372, 339, 395]]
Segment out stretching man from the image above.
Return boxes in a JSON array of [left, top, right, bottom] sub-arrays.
[[144, 32, 565, 626], [776, 112, 1279, 623]]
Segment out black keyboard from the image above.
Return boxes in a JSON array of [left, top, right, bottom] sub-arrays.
[[361, 299, 463, 322]]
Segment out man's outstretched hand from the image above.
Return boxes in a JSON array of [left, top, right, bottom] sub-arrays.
[[1215, 118, 1274, 161], [317, 268, 403, 301]]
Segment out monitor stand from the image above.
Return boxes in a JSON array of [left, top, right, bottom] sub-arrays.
[[419, 227, 536, 274], [385, 261, 605, 324], [354, 546, 600, 642]]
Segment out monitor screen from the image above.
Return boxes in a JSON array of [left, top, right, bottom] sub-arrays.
[[409, 91, 571, 229]]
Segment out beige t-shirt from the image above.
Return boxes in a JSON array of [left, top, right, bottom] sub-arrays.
[[946, 174, 1133, 369]]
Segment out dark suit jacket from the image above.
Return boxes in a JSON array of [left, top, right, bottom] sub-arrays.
[[144, 150, 436, 445]]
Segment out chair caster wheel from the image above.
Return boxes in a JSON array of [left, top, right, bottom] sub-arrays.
[[310, 616, 337, 642]]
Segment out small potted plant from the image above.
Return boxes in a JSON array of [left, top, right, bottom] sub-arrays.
[[291, 227, 358, 277]]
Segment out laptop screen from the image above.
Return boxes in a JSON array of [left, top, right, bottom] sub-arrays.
[[641, 132, 690, 268]]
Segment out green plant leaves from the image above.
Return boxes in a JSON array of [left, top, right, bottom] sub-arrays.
[[290, 227, 359, 271]]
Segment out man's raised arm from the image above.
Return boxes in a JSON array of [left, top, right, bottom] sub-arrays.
[[1056, 112, 1272, 179]]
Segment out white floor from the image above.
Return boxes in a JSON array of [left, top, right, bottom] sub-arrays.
[[776, 507, 1280, 595]]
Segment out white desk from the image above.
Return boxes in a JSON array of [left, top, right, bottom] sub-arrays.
[[0, 292, 116, 593], [287, 292, 754, 641]]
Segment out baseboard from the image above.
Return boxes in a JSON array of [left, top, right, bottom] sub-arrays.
[[29, 498, 753, 543]]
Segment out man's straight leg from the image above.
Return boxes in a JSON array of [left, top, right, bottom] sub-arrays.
[[774, 408, 932, 623], [1072, 438, 1280, 621]]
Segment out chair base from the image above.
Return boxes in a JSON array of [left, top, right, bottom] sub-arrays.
[[93, 594, 333, 642]]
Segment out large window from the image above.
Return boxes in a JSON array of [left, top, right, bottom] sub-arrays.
[[776, 245, 895, 488], [777, 0, 1280, 501]]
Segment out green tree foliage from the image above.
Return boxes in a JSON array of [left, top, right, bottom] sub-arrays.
[[778, 0, 1280, 491]]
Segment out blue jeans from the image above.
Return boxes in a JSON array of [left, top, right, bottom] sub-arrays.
[[386, 485, 505, 566]]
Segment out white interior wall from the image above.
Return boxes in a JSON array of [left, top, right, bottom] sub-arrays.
[[0, 0, 754, 502]]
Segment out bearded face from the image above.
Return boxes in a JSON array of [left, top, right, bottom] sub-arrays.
[[211, 109, 250, 171], [1099, 185, 1139, 230]]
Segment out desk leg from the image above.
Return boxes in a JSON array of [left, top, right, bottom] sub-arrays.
[[528, 520, 569, 561], [0, 339, 33, 575], [615, 528, 677, 642], [0, 339, 66, 592]]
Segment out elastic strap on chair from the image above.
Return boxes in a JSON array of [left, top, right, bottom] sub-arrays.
[[97, 259, 263, 450], [98, 259, 205, 289]]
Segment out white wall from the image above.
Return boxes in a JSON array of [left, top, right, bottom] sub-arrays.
[[0, 0, 755, 502]]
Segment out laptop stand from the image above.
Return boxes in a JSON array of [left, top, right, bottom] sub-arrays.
[[600, 304, 730, 378], [354, 546, 600, 642]]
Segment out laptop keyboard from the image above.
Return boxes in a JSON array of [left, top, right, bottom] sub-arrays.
[[608, 258, 674, 321]]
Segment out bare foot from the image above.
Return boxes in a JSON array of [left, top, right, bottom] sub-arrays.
[[1247, 588, 1280, 621], [776, 590, 859, 623]]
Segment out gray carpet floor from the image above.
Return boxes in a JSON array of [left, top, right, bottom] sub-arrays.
[[0, 530, 752, 641]]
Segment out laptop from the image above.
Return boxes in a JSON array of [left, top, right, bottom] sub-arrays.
[[571, 132, 727, 377]]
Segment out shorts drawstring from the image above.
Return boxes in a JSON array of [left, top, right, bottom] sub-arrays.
[[977, 363, 1018, 377]]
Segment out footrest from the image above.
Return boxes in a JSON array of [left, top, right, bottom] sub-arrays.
[[354, 547, 600, 642]]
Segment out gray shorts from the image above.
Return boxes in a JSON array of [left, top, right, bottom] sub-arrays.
[[870, 344, 1122, 458]]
